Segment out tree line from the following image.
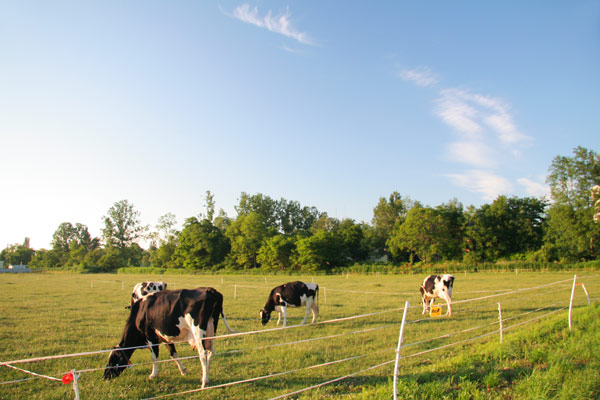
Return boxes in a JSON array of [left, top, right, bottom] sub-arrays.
[[2, 146, 599, 272]]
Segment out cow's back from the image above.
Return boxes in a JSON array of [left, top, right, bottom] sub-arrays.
[[136, 288, 222, 337]]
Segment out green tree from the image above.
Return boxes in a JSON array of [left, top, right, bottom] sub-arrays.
[[338, 219, 368, 262], [204, 191, 216, 222], [226, 212, 270, 268], [292, 229, 344, 272], [370, 192, 417, 258], [174, 217, 229, 270], [387, 206, 452, 263], [545, 147, 600, 260], [465, 196, 547, 261], [0, 244, 35, 265], [257, 235, 296, 271], [28, 249, 62, 269], [277, 199, 320, 235], [102, 200, 146, 249], [236, 193, 279, 230]]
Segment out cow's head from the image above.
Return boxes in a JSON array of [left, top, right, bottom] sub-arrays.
[[103, 346, 130, 380], [259, 309, 271, 326]]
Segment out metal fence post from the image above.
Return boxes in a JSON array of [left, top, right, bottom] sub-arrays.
[[393, 301, 410, 400], [568, 274, 577, 331], [497, 302, 503, 344]]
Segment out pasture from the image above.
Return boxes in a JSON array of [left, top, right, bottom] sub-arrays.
[[0, 271, 597, 399]]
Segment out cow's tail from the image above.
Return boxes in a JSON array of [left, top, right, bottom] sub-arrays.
[[220, 310, 238, 333], [315, 285, 320, 311]]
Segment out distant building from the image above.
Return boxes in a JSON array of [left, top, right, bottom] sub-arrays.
[[0, 263, 32, 273]]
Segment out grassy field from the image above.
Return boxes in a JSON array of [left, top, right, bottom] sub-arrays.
[[0, 271, 597, 399]]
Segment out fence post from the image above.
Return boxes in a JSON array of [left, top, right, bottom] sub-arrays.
[[70, 370, 80, 400], [121, 281, 124, 290], [568, 274, 577, 331], [323, 287, 327, 305], [393, 301, 410, 400], [580, 283, 590, 306], [234, 285, 237, 300], [497, 302, 503, 344]]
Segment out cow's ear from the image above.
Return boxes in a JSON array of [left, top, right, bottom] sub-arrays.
[[419, 287, 425, 295], [164, 283, 167, 289], [142, 282, 148, 289]]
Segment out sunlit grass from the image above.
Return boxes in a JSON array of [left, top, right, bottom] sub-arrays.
[[0, 271, 596, 399]]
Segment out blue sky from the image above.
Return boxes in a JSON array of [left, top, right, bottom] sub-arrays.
[[1, 1, 599, 249]]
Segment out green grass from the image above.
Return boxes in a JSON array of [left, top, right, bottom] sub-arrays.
[[0, 272, 597, 399]]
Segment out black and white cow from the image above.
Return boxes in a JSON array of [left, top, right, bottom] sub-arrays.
[[104, 287, 236, 388], [128, 281, 167, 307], [419, 274, 455, 317], [259, 281, 319, 327]]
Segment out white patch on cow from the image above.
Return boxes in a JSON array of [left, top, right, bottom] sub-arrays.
[[304, 282, 318, 292], [154, 313, 214, 387]]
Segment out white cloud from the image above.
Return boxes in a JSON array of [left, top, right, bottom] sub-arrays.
[[436, 91, 482, 136], [447, 141, 497, 168], [399, 67, 438, 87], [446, 170, 514, 201], [232, 4, 313, 45], [517, 178, 550, 198], [435, 88, 529, 144]]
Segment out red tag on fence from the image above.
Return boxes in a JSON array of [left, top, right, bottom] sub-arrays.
[[62, 372, 74, 384]]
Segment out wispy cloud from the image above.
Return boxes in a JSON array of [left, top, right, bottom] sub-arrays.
[[399, 67, 438, 87], [517, 178, 550, 198], [435, 88, 528, 144], [447, 170, 514, 201], [231, 4, 313, 45], [447, 141, 497, 168]]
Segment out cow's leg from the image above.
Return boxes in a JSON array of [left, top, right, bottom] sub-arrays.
[[282, 306, 288, 326], [164, 343, 187, 376], [186, 313, 210, 388], [311, 298, 319, 323], [204, 318, 215, 384], [276, 311, 282, 326], [300, 298, 313, 325], [147, 340, 160, 379], [440, 294, 452, 316]]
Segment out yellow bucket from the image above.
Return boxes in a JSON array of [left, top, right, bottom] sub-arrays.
[[429, 306, 442, 317]]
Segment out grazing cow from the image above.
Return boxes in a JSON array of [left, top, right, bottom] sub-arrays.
[[104, 287, 236, 388], [259, 281, 319, 326], [419, 274, 455, 317]]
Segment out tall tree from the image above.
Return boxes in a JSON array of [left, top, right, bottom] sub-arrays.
[[545, 147, 600, 260], [371, 192, 417, 257], [225, 212, 270, 268], [204, 191, 216, 222], [547, 146, 600, 210], [235, 193, 279, 230], [51, 222, 98, 267], [102, 200, 146, 249], [173, 217, 229, 270], [387, 206, 453, 263]]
